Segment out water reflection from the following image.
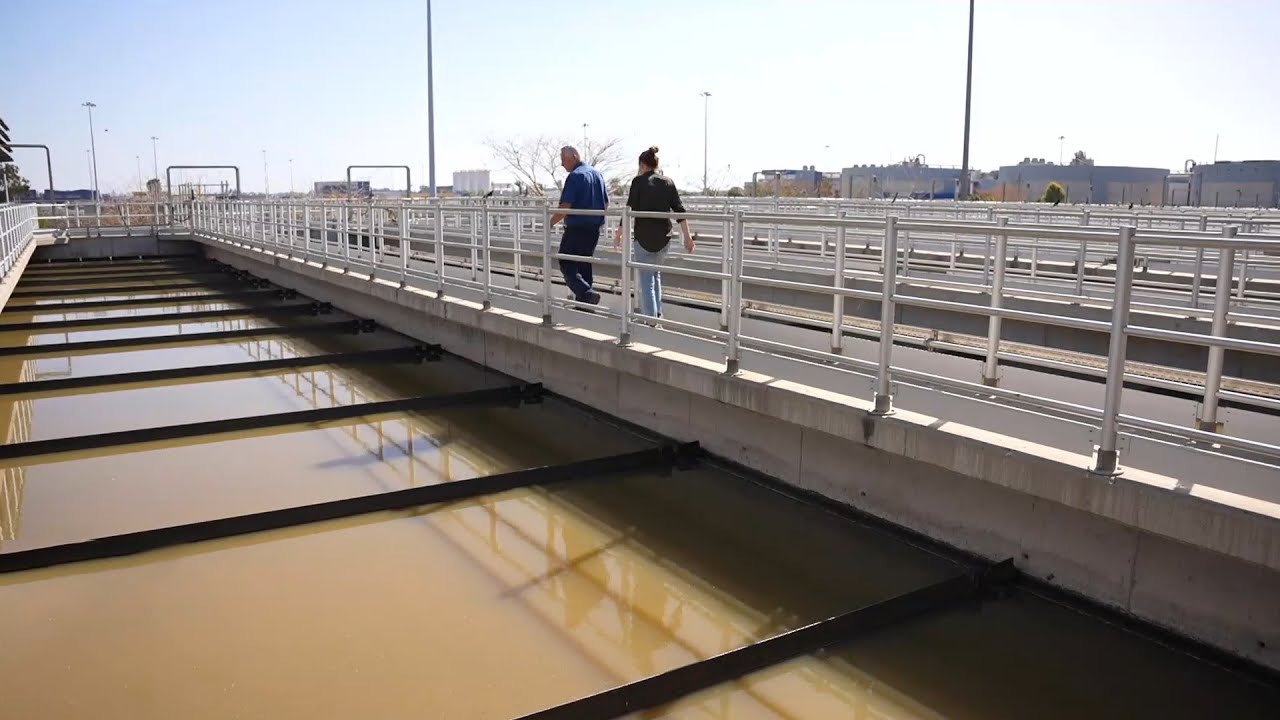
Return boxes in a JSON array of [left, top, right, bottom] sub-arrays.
[[0, 359, 33, 550]]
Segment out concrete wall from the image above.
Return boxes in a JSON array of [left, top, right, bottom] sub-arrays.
[[32, 231, 198, 262], [198, 235, 1280, 672]]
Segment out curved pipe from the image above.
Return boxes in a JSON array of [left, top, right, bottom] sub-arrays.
[[1185, 159, 1197, 173], [10, 144, 53, 199]]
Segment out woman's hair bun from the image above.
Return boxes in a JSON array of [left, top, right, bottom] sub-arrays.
[[647, 146, 659, 154]]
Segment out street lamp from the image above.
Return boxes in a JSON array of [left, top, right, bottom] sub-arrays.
[[582, 122, 588, 148], [426, 0, 437, 197], [82, 101, 99, 202], [289, 158, 294, 195], [701, 91, 711, 194], [1059, 135, 1065, 165], [262, 149, 269, 196], [135, 155, 142, 192], [957, 0, 975, 200], [150, 136, 159, 180]]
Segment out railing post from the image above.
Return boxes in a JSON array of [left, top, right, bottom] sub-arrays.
[[1092, 225, 1136, 476], [873, 216, 899, 415], [399, 203, 409, 287], [982, 217, 1011, 386], [719, 214, 731, 331], [469, 209, 479, 282], [725, 209, 746, 374], [1197, 225, 1238, 432], [434, 203, 446, 298], [831, 210, 847, 354], [983, 207, 995, 285], [541, 203, 553, 325], [1075, 210, 1090, 297], [513, 208, 523, 290], [481, 202, 492, 309], [618, 206, 632, 346], [303, 204, 312, 257], [1191, 214, 1208, 307], [369, 205, 380, 279], [341, 205, 351, 272]]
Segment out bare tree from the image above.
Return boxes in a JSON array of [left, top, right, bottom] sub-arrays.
[[485, 134, 628, 196]]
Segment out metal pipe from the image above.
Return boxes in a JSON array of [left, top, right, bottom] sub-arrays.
[[435, 203, 446, 297], [719, 215, 730, 331], [399, 203, 410, 286], [873, 216, 899, 415], [982, 217, 1010, 385], [481, 202, 492, 309], [1197, 225, 1238, 431], [427, 0, 437, 197], [1092, 225, 1136, 476], [725, 209, 745, 374], [957, 0, 975, 200], [619, 205, 632, 345], [541, 204, 553, 324], [831, 210, 847, 354]]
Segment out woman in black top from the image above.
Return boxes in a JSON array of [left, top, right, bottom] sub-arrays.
[[614, 146, 694, 318]]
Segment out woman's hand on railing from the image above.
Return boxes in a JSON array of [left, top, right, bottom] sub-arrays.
[[613, 225, 623, 251]]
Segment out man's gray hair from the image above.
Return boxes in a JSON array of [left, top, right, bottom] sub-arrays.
[[560, 145, 580, 159]]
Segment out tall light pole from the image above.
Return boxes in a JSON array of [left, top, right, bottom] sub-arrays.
[[150, 136, 159, 180], [289, 158, 294, 194], [135, 155, 142, 191], [957, 0, 975, 201], [582, 123, 588, 148], [426, 0, 437, 197], [701, 91, 711, 194], [262, 149, 269, 196], [1058, 135, 1065, 165], [82, 102, 99, 202]]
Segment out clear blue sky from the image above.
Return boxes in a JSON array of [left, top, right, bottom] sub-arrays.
[[5, 0, 1279, 194]]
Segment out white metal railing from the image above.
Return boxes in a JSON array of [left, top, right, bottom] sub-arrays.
[[0, 203, 39, 281], [183, 198, 1280, 477]]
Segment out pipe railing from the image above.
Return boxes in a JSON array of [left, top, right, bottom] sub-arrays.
[[181, 198, 1280, 475], [0, 204, 39, 279]]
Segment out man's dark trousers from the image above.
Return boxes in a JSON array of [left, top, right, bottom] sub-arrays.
[[559, 224, 601, 301]]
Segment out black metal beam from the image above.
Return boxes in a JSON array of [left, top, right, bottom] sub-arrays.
[[517, 560, 1016, 720], [0, 318, 376, 359], [0, 345, 438, 400], [0, 302, 333, 334], [0, 289, 295, 314], [16, 270, 234, 287], [0, 442, 701, 575], [10, 280, 254, 299], [0, 382, 546, 467]]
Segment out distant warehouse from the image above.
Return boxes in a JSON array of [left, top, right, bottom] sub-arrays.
[[992, 158, 1168, 205], [1190, 160, 1280, 208]]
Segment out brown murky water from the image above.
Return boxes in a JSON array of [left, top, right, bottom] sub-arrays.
[[0, 265, 1276, 720]]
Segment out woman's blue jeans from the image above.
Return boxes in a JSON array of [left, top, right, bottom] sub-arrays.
[[632, 244, 668, 317]]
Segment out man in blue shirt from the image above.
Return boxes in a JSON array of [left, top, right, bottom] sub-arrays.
[[550, 146, 608, 305]]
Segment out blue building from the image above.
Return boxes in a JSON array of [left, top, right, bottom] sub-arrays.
[[1190, 160, 1280, 208], [993, 159, 1168, 205], [840, 164, 963, 200]]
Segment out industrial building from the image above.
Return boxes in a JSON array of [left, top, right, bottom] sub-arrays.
[[840, 164, 964, 200], [452, 169, 491, 196], [1190, 160, 1280, 208], [991, 159, 1168, 205]]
